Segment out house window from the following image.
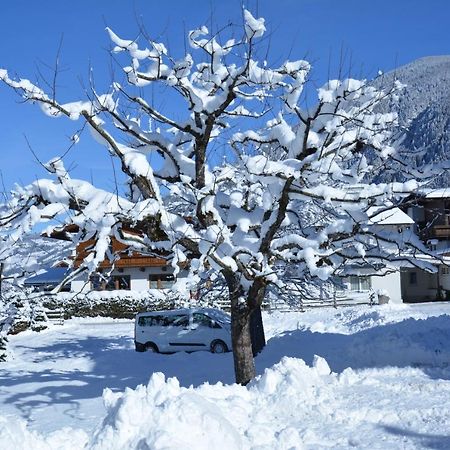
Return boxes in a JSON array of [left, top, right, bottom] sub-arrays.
[[106, 275, 131, 290], [349, 276, 371, 292], [149, 274, 175, 289], [90, 273, 103, 291], [409, 272, 417, 285], [91, 274, 131, 290], [441, 266, 450, 275]]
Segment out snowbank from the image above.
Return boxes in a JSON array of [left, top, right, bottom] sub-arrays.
[[2, 304, 450, 449], [89, 357, 332, 450], [0, 416, 88, 450], [261, 305, 450, 372], [2, 352, 450, 449], [0, 357, 335, 449]]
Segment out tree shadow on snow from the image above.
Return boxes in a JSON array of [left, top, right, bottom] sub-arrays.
[[1, 332, 234, 423], [256, 315, 450, 380], [381, 425, 450, 449], [3, 315, 450, 425]]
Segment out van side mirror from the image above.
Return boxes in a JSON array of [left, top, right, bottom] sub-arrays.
[[210, 320, 221, 329]]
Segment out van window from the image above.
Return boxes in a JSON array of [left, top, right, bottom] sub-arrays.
[[151, 314, 188, 327], [138, 314, 190, 327], [170, 315, 189, 327], [138, 315, 165, 326], [193, 313, 223, 329], [193, 313, 212, 327]]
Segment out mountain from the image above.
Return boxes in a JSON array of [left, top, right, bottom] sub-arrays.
[[1, 234, 73, 280], [374, 55, 450, 184]]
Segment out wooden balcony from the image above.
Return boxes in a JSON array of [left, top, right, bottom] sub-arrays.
[[431, 225, 450, 239], [73, 238, 168, 268], [73, 256, 167, 269]]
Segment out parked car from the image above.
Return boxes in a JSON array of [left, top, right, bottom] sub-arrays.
[[134, 308, 232, 354]]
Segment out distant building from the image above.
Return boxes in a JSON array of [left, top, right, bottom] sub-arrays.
[[47, 225, 175, 293], [401, 189, 450, 302], [44, 192, 450, 304], [340, 206, 415, 304], [24, 267, 70, 292]]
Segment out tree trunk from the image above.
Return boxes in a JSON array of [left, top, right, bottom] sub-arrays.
[[224, 270, 255, 384], [231, 306, 255, 385], [224, 271, 267, 385], [247, 278, 267, 356], [250, 305, 265, 356]]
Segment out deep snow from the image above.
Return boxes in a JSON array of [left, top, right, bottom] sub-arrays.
[[1, 303, 450, 448]]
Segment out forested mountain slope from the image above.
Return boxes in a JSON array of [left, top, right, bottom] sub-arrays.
[[375, 55, 450, 184]]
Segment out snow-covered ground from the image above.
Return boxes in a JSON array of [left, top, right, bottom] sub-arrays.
[[1, 303, 450, 449]]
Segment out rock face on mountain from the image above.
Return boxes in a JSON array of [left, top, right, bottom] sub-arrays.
[[1, 234, 72, 281], [375, 56, 450, 184]]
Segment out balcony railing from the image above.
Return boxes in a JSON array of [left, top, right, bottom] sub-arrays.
[[431, 225, 450, 239]]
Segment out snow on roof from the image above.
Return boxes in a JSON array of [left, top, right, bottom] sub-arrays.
[[367, 206, 415, 225], [419, 188, 450, 199], [24, 267, 70, 285], [408, 253, 450, 265]]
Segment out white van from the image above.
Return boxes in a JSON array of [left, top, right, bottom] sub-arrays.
[[134, 308, 232, 354]]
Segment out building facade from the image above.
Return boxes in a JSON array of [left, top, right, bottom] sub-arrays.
[[401, 189, 450, 302], [70, 236, 175, 293]]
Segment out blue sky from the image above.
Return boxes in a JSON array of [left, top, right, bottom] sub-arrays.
[[0, 0, 449, 193]]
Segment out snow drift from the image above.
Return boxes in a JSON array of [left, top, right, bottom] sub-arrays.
[[0, 357, 341, 449], [2, 351, 450, 449], [2, 304, 450, 449]]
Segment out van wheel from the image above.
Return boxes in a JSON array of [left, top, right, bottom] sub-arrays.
[[211, 340, 228, 354], [145, 342, 158, 353]]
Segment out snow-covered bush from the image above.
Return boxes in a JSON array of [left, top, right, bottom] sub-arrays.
[[0, 286, 49, 360], [54, 290, 220, 318], [0, 288, 49, 335]]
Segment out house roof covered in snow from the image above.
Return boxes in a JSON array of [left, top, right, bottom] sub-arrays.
[[367, 206, 415, 225], [24, 267, 70, 286], [418, 188, 450, 199]]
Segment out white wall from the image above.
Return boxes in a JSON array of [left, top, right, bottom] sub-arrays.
[[343, 268, 404, 304], [371, 271, 403, 304], [437, 241, 450, 251], [71, 266, 175, 293], [127, 267, 150, 291], [71, 275, 90, 293]]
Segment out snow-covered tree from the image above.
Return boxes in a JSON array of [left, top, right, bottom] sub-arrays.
[[0, 10, 435, 383]]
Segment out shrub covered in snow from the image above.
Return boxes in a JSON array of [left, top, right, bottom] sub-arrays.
[[0, 287, 49, 334], [47, 288, 227, 318], [0, 287, 50, 360]]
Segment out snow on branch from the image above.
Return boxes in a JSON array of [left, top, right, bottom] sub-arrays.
[[0, 9, 440, 299]]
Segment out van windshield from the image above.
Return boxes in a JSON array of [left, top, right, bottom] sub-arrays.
[[204, 309, 231, 326]]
